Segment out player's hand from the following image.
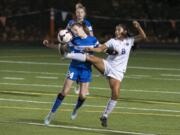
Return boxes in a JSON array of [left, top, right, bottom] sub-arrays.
[[43, 40, 49, 47], [84, 47, 93, 52], [133, 21, 141, 28]]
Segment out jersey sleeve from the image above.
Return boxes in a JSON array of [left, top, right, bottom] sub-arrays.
[[68, 41, 74, 47], [128, 37, 135, 46], [84, 19, 93, 32], [66, 21, 71, 29], [105, 38, 113, 48], [87, 25, 93, 32], [93, 37, 99, 48], [66, 20, 74, 30]]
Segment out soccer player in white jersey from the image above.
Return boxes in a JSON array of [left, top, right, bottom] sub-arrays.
[[62, 21, 147, 127]]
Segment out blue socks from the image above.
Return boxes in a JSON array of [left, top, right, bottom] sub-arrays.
[[51, 93, 85, 114], [51, 93, 65, 113], [73, 97, 85, 112]]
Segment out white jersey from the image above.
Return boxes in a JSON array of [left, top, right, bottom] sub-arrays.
[[105, 37, 134, 73]]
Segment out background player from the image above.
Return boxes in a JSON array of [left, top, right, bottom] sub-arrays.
[[66, 3, 93, 36]]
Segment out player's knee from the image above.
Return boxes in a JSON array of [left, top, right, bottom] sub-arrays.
[[79, 92, 86, 99]]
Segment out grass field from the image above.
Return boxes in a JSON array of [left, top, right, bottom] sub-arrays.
[[0, 46, 180, 135]]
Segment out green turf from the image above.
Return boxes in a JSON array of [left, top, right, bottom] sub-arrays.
[[0, 47, 180, 135]]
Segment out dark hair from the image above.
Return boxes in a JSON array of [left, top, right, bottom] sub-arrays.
[[116, 24, 131, 37], [71, 22, 90, 35]]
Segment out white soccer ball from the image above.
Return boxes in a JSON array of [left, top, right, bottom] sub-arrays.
[[57, 29, 72, 43]]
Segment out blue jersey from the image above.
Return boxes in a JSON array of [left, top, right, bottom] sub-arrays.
[[68, 36, 99, 70], [66, 19, 93, 33]]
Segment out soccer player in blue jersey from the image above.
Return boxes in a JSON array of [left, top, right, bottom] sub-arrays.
[[43, 22, 99, 125], [66, 3, 93, 36], [66, 3, 94, 95]]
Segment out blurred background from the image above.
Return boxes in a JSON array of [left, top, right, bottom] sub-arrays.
[[0, 0, 179, 49]]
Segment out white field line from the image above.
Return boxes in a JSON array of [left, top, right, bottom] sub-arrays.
[[0, 70, 101, 78], [137, 51, 180, 56], [0, 121, 156, 135], [125, 76, 142, 79], [0, 60, 180, 71], [1, 69, 180, 81], [161, 74, 180, 77], [1, 82, 180, 95], [0, 82, 61, 88], [0, 55, 57, 58], [128, 66, 180, 71], [122, 89, 180, 95], [0, 70, 60, 75], [35, 76, 59, 79], [0, 97, 180, 113], [0, 60, 68, 66], [0, 70, 147, 79], [3, 77, 24, 80], [125, 75, 180, 81], [127, 75, 151, 77], [150, 77, 180, 81], [1, 104, 180, 117]]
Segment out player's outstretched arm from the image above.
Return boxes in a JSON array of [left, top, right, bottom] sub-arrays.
[[43, 40, 59, 49], [133, 21, 147, 42], [85, 44, 107, 53], [43, 40, 69, 56]]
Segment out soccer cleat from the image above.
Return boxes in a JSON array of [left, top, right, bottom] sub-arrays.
[[44, 112, 55, 125], [71, 110, 78, 120], [74, 87, 80, 95], [100, 116, 108, 127]]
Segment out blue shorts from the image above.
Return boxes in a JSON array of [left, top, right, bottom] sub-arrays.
[[67, 66, 92, 83]]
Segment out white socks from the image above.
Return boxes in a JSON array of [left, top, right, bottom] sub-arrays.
[[103, 99, 117, 118], [64, 53, 86, 62]]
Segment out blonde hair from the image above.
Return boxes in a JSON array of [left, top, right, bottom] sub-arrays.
[[76, 3, 84, 9], [75, 3, 86, 14]]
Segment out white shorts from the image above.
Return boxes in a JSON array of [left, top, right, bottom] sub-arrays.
[[103, 60, 124, 81]]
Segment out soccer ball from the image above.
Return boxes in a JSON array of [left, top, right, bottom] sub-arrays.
[[57, 29, 72, 43]]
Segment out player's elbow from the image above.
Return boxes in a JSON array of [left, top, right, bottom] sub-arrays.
[[139, 34, 147, 41], [142, 34, 147, 40]]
